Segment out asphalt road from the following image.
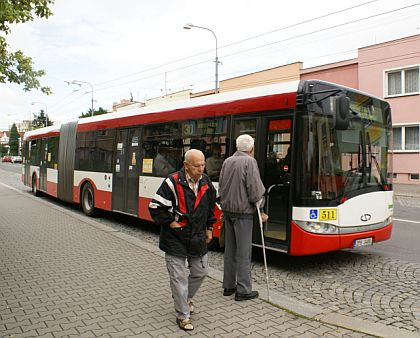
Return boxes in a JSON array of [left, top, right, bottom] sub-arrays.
[[2, 161, 418, 263]]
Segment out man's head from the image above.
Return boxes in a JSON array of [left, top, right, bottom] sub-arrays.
[[184, 149, 205, 181], [236, 134, 254, 154]]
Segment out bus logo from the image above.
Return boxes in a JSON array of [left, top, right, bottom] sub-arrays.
[[360, 214, 371, 222]]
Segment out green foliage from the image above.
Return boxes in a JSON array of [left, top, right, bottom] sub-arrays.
[[0, 143, 8, 157], [32, 109, 53, 129], [8, 123, 19, 155], [79, 107, 109, 119], [0, 0, 54, 94]]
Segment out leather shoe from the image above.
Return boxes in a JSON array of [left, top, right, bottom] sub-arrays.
[[223, 287, 236, 296], [235, 291, 259, 301]]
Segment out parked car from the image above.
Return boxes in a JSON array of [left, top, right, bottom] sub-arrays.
[[11, 156, 22, 163]]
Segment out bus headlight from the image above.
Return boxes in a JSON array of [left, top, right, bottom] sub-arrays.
[[295, 220, 338, 234]]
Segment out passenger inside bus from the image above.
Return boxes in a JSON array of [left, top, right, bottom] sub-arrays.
[[153, 145, 177, 177], [205, 142, 224, 181]]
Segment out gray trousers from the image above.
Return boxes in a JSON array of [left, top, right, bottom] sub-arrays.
[[222, 214, 253, 294], [165, 253, 208, 319]]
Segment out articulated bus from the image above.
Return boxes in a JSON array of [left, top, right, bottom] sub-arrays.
[[22, 80, 393, 255]]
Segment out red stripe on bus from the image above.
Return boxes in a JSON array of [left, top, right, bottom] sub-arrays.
[[46, 181, 58, 197], [289, 221, 392, 256], [76, 93, 296, 132]]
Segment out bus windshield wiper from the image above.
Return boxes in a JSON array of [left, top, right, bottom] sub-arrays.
[[306, 89, 343, 104]]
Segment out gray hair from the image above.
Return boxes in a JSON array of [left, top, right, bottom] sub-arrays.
[[184, 148, 204, 163], [236, 134, 254, 152]]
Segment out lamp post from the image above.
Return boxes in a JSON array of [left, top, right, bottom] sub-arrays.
[[71, 80, 94, 116], [183, 23, 219, 93], [31, 102, 48, 127]]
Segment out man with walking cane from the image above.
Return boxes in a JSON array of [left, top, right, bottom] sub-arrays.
[[218, 134, 269, 301]]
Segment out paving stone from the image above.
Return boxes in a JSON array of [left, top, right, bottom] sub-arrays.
[[0, 174, 418, 337]]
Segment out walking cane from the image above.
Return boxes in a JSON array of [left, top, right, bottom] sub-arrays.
[[256, 200, 271, 302]]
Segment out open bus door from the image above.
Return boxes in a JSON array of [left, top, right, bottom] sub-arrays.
[[112, 128, 141, 216], [231, 115, 292, 252], [260, 117, 292, 251], [231, 115, 292, 251]]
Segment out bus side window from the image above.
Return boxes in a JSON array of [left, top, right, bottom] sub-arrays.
[[206, 142, 224, 181]]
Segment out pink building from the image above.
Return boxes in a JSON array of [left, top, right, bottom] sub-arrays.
[[302, 34, 420, 184], [359, 35, 420, 184]]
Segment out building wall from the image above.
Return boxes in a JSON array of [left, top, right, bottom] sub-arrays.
[[358, 35, 420, 184], [301, 59, 359, 88], [220, 63, 302, 92]]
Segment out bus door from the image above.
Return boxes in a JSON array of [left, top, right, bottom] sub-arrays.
[[39, 138, 48, 191], [261, 118, 292, 247], [23, 141, 30, 186], [231, 116, 292, 250], [112, 128, 141, 215]]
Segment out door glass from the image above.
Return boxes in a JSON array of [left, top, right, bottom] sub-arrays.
[[264, 119, 291, 241], [234, 120, 256, 139]]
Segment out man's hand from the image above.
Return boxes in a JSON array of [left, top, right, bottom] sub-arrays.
[[169, 221, 181, 229], [206, 229, 213, 243], [261, 212, 269, 223]]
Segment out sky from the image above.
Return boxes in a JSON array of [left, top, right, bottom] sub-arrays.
[[1, 0, 419, 130]]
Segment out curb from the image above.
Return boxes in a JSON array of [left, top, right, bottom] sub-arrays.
[[1, 182, 419, 338]]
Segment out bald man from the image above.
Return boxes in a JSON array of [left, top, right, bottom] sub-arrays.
[[149, 149, 216, 331]]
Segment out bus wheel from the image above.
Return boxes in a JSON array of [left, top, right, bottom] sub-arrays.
[[81, 183, 96, 217], [32, 175, 40, 197]]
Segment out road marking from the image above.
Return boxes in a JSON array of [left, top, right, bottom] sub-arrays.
[[394, 218, 420, 225]]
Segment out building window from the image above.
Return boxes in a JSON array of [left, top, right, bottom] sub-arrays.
[[393, 125, 419, 151], [386, 66, 419, 97], [409, 173, 419, 181]]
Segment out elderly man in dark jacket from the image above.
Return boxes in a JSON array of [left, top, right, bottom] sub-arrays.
[[149, 149, 216, 331]]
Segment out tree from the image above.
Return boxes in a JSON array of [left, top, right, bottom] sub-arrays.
[[79, 107, 109, 119], [32, 109, 53, 129], [0, 143, 7, 157], [8, 123, 19, 156], [0, 0, 54, 94]]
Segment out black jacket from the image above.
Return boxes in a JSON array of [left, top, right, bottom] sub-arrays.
[[149, 168, 216, 257]]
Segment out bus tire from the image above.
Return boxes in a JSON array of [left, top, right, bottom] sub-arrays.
[[81, 183, 96, 217], [32, 175, 40, 197]]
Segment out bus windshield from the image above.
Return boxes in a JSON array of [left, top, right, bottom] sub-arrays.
[[295, 90, 392, 206]]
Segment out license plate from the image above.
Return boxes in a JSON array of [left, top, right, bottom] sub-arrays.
[[353, 237, 373, 248]]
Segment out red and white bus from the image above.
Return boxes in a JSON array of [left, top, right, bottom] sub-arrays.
[[22, 79, 393, 255]]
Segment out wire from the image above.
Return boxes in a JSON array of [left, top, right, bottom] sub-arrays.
[[92, 1, 379, 88]]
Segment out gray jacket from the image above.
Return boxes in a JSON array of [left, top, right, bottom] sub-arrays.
[[218, 151, 266, 215]]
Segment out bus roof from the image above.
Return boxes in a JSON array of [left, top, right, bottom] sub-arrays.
[[24, 80, 300, 139]]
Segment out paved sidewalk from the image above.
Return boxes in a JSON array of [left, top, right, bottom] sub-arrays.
[[0, 183, 418, 338]]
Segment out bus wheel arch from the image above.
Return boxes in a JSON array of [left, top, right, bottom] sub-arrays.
[[80, 181, 97, 217]]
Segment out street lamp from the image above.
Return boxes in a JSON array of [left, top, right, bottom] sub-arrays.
[[31, 102, 48, 127], [69, 80, 94, 116], [183, 23, 220, 93]]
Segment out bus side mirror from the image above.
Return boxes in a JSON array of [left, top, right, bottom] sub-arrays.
[[333, 94, 350, 130]]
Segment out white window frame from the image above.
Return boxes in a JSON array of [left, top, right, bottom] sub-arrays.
[[384, 65, 420, 98], [392, 123, 420, 152]]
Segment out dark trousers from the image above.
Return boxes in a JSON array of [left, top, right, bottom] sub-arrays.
[[222, 213, 253, 294]]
